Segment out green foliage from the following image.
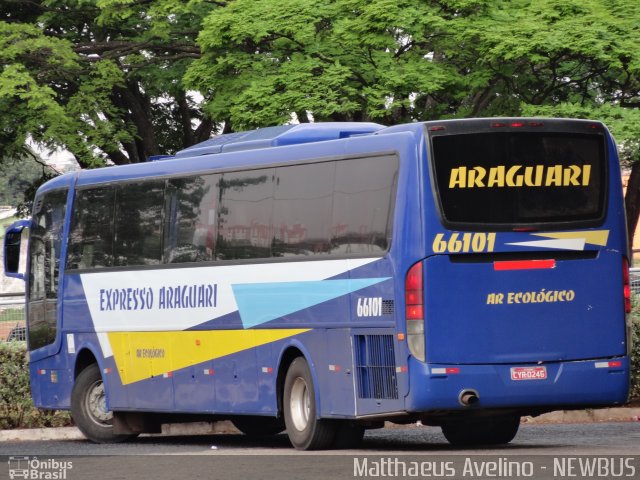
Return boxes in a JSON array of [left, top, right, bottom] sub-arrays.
[[0, 154, 51, 208], [0, 0, 218, 168], [0, 342, 71, 429], [187, 0, 640, 135]]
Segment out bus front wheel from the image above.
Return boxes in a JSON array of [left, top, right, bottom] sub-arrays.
[[441, 415, 520, 446], [283, 357, 336, 450], [70, 364, 135, 443]]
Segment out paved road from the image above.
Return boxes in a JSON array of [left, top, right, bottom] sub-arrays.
[[2, 422, 640, 480]]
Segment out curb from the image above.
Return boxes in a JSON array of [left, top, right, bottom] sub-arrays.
[[523, 406, 640, 424], [0, 421, 241, 442], [2, 409, 639, 442]]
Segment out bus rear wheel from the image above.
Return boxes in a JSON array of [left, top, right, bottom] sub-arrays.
[[441, 415, 520, 446], [71, 364, 135, 443], [283, 357, 336, 450]]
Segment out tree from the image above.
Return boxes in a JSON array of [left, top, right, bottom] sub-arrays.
[[0, 0, 218, 168], [0, 152, 56, 209], [3, 0, 640, 249], [188, 0, 640, 248]]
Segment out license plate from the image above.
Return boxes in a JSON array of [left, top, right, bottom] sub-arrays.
[[510, 366, 547, 381]]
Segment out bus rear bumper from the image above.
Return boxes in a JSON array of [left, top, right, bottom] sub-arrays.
[[406, 356, 630, 413]]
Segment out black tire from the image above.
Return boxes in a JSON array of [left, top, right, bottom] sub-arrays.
[[441, 415, 520, 446], [70, 364, 135, 443], [231, 416, 286, 436], [283, 357, 337, 450], [332, 421, 365, 449]]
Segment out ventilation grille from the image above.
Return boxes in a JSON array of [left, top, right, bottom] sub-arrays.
[[354, 334, 398, 400], [382, 300, 394, 315]]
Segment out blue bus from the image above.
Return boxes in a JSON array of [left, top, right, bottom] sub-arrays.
[[4, 119, 631, 450]]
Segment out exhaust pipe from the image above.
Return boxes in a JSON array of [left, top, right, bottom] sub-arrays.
[[458, 389, 480, 407]]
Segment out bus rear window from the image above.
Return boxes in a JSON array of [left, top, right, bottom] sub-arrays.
[[431, 131, 606, 229]]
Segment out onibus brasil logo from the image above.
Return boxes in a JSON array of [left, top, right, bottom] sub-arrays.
[[8, 457, 72, 479]]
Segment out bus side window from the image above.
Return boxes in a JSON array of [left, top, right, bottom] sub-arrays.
[[217, 169, 275, 260], [113, 181, 165, 266], [28, 189, 67, 350], [331, 156, 398, 254], [273, 162, 333, 257], [67, 187, 115, 269], [165, 175, 218, 264]]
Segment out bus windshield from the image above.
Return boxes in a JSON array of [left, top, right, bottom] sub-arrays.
[[431, 128, 606, 229]]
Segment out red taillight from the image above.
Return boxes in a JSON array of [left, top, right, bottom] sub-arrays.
[[510, 122, 525, 128], [405, 261, 426, 361], [406, 305, 424, 320], [405, 262, 423, 320], [623, 258, 631, 314]]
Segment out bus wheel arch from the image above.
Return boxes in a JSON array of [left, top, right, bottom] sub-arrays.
[[74, 348, 98, 380], [70, 360, 134, 444]]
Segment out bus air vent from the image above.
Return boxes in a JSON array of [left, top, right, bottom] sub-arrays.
[[354, 335, 398, 400], [382, 300, 395, 315]]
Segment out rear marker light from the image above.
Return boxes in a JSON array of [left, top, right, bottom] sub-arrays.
[[494, 259, 556, 271], [510, 122, 525, 128], [490, 122, 507, 128], [431, 367, 460, 375], [428, 126, 446, 132], [595, 361, 622, 369]]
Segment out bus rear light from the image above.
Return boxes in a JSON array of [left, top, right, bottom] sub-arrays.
[[595, 361, 622, 369], [528, 122, 544, 127], [429, 126, 446, 132], [405, 290, 423, 305], [623, 258, 631, 314], [431, 367, 460, 375], [510, 122, 525, 128], [405, 262, 425, 361], [494, 259, 556, 271], [406, 304, 424, 320], [490, 122, 507, 128]]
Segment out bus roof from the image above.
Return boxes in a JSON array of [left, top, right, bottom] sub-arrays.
[[172, 122, 384, 158]]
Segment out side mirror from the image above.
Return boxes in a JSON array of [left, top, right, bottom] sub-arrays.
[[4, 219, 30, 280]]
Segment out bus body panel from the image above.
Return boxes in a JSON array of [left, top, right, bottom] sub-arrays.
[[15, 119, 630, 435], [406, 356, 629, 412], [422, 248, 626, 365]]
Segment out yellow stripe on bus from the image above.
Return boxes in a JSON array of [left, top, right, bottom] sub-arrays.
[[108, 329, 310, 385], [533, 230, 609, 247]]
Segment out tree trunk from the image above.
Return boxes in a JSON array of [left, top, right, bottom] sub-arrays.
[[624, 161, 640, 256], [176, 90, 195, 147]]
